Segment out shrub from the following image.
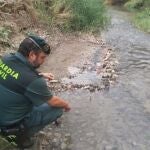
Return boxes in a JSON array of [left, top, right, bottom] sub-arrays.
[[34, 1, 53, 26], [134, 8, 150, 33], [0, 27, 11, 40], [34, 0, 108, 32], [124, 0, 144, 11], [64, 0, 108, 32]]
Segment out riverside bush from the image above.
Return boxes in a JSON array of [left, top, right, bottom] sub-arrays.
[[124, 0, 150, 33], [134, 8, 150, 33], [65, 0, 108, 32], [34, 0, 108, 32], [124, 0, 144, 11]]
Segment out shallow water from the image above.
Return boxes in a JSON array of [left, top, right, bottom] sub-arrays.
[[59, 8, 150, 150]]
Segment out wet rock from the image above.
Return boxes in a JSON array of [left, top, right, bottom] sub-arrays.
[[60, 142, 67, 150], [67, 84, 73, 90], [68, 67, 81, 75], [86, 132, 95, 137], [102, 73, 112, 78], [83, 85, 90, 89], [54, 133, 62, 139], [111, 69, 115, 73], [89, 86, 95, 93], [131, 141, 137, 146], [100, 85, 105, 89], [106, 69, 113, 73], [47, 132, 52, 138], [52, 138, 60, 147], [65, 133, 71, 139], [41, 138, 49, 146], [75, 110, 80, 115], [112, 74, 118, 80], [109, 80, 115, 85], [104, 145, 118, 150]]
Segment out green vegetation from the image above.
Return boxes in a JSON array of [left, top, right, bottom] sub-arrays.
[[124, 0, 150, 33], [34, 1, 53, 26], [64, 0, 108, 32], [124, 0, 144, 11], [0, 27, 11, 40], [134, 8, 150, 33], [34, 0, 108, 32]]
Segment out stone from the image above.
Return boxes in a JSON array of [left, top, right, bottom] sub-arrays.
[[47, 132, 52, 138], [104, 145, 118, 150], [52, 138, 60, 147], [131, 141, 137, 146], [75, 111, 80, 115], [65, 133, 71, 138], [49, 80, 59, 83], [86, 132, 95, 137], [41, 139, 49, 145], [54, 133, 61, 138], [106, 69, 112, 73], [89, 86, 95, 93], [61, 142, 67, 150]]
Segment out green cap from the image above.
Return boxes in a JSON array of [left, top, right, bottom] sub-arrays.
[[28, 35, 51, 54]]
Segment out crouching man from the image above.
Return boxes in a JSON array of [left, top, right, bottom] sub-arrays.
[[0, 35, 70, 148]]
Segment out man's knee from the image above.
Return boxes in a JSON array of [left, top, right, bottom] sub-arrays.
[[41, 107, 63, 125]]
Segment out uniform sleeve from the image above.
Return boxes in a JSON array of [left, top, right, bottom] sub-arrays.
[[24, 77, 53, 106]]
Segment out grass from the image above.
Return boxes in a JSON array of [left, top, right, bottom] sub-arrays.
[[134, 8, 150, 33], [124, 0, 144, 11], [34, 0, 108, 33], [33, 1, 53, 26], [124, 0, 150, 33], [63, 0, 108, 32], [0, 27, 11, 40]]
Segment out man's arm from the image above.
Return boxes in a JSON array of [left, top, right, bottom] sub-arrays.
[[47, 96, 71, 112]]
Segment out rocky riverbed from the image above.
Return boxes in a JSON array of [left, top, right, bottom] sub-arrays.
[[29, 34, 118, 150], [1, 6, 150, 150]]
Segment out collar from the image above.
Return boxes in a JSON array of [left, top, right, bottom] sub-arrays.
[[14, 52, 35, 70]]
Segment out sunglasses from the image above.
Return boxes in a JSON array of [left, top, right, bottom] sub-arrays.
[[28, 37, 51, 54]]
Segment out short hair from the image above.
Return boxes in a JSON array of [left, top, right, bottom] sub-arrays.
[[18, 37, 51, 57]]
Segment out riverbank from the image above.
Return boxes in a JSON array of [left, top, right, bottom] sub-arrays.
[[124, 0, 150, 33], [0, 14, 117, 150]]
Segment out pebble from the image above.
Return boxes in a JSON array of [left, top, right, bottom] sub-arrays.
[[65, 133, 71, 138], [61, 142, 67, 150], [54, 133, 61, 138], [104, 145, 118, 150], [52, 138, 60, 147], [131, 141, 137, 146], [75, 110, 80, 115], [86, 132, 95, 137]]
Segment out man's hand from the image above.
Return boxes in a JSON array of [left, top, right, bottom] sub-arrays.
[[48, 96, 71, 112], [39, 72, 54, 80], [64, 102, 71, 112]]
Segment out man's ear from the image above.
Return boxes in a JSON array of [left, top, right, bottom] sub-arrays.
[[28, 51, 36, 61]]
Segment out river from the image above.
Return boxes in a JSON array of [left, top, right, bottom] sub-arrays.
[[57, 7, 150, 150]]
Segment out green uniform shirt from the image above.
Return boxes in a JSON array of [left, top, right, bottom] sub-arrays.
[[0, 52, 53, 126]]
